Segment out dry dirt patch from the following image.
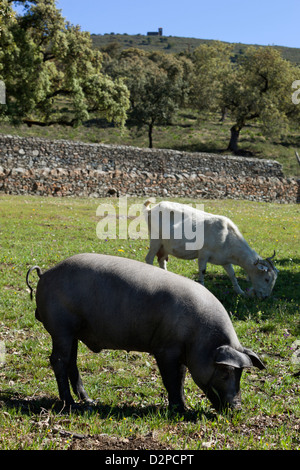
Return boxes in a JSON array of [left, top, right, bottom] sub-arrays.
[[67, 432, 173, 450]]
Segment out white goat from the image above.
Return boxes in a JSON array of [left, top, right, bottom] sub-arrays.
[[144, 199, 278, 299]]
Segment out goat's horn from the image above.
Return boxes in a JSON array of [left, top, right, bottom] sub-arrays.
[[266, 250, 276, 261]]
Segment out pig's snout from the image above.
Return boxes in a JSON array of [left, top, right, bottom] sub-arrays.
[[225, 391, 242, 411], [206, 386, 241, 412], [205, 363, 243, 412]]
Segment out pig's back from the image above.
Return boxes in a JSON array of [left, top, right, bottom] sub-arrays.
[[36, 253, 237, 352]]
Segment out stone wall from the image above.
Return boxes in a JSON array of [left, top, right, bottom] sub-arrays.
[[0, 134, 299, 203]]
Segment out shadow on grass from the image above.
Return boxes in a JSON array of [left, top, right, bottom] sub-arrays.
[[273, 259, 300, 302], [0, 390, 217, 422], [189, 261, 300, 321]]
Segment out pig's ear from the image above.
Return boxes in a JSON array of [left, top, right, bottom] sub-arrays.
[[214, 345, 255, 369], [243, 347, 266, 370]]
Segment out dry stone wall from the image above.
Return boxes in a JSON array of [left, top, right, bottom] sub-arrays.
[[0, 134, 299, 203]]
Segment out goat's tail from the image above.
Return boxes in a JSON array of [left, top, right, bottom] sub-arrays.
[[26, 266, 42, 301], [143, 197, 156, 211], [143, 198, 156, 228]]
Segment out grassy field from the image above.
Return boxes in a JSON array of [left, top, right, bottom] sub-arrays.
[[0, 195, 299, 450]]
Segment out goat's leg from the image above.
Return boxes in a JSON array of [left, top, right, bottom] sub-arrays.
[[158, 257, 168, 270], [223, 264, 245, 295], [145, 239, 162, 265], [157, 246, 168, 270], [197, 257, 208, 285]]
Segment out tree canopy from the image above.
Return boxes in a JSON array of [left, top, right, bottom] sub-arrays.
[[188, 43, 299, 152], [189, 41, 233, 115], [0, 0, 130, 126], [104, 48, 192, 147], [222, 47, 298, 152]]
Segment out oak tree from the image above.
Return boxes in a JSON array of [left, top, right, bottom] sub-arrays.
[[0, 0, 130, 126], [222, 47, 297, 152], [105, 48, 192, 147]]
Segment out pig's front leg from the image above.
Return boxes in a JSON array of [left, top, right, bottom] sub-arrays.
[[155, 349, 186, 412]]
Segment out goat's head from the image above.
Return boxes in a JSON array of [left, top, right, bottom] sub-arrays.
[[248, 251, 278, 299]]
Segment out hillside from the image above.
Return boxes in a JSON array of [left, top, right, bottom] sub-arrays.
[[91, 33, 300, 64]]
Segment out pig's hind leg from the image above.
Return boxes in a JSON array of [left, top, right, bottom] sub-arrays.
[[50, 336, 92, 407], [68, 339, 94, 404], [50, 336, 75, 406]]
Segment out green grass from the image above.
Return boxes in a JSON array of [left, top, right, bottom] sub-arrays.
[[0, 195, 299, 450]]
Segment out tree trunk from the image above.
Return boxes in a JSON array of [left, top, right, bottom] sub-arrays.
[[219, 107, 227, 122], [228, 124, 242, 153], [148, 121, 154, 148]]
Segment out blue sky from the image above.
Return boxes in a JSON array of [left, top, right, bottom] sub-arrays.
[[54, 0, 299, 48], [14, 0, 299, 48]]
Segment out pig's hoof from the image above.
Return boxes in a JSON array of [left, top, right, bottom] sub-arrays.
[[83, 399, 97, 408], [168, 403, 186, 415], [85, 397, 96, 404], [69, 402, 82, 411], [59, 401, 80, 412]]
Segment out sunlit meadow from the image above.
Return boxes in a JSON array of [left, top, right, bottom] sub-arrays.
[[0, 195, 299, 450]]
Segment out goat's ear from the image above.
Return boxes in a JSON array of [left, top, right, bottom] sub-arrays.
[[254, 261, 269, 272]]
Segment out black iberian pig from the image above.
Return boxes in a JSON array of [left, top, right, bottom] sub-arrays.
[[26, 253, 265, 412]]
